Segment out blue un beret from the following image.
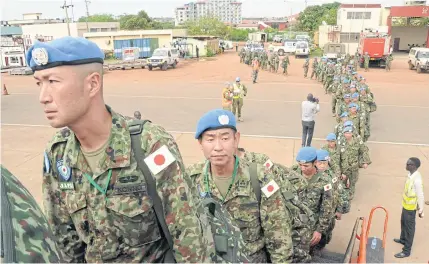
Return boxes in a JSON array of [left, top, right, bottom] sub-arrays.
[[326, 133, 336, 141], [340, 112, 348, 118], [316, 149, 330, 161], [296, 147, 317, 163], [26, 36, 104, 71], [352, 92, 359, 98], [348, 102, 358, 108], [344, 94, 351, 99], [195, 109, 237, 139], [343, 126, 353, 133], [344, 120, 354, 127]]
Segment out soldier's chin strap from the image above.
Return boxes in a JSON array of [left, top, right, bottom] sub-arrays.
[[129, 119, 176, 263]]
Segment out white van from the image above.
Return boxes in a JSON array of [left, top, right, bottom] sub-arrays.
[[408, 47, 429, 73], [295, 41, 310, 58], [274, 40, 297, 56]]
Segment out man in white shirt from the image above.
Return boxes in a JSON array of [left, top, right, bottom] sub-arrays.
[[301, 93, 320, 147], [394, 157, 424, 258]]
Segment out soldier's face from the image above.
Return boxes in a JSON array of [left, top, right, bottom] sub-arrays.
[[328, 140, 336, 148], [344, 132, 353, 140], [34, 66, 91, 128], [299, 162, 316, 176], [199, 128, 240, 167], [316, 161, 329, 171], [350, 107, 357, 113]]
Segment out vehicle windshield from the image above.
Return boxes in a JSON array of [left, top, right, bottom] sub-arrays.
[[153, 50, 167, 56], [297, 42, 308, 49], [417, 52, 429, 58]]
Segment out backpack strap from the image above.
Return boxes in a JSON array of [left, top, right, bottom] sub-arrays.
[[128, 119, 176, 263], [249, 163, 261, 205]]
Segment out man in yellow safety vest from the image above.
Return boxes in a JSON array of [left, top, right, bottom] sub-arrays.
[[232, 77, 247, 122], [393, 157, 424, 259]]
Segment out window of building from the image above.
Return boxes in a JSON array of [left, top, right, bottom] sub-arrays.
[[346, 11, 371, 19], [101, 28, 108, 32], [340, 32, 360, 43], [89, 28, 97, 32], [10, 56, 19, 64]]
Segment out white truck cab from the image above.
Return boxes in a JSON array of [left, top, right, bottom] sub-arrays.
[[408, 47, 429, 73], [274, 39, 297, 56], [147, 48, 179, 71]]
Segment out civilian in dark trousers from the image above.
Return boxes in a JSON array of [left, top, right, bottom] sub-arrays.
[[394, 157, 425, 258], [302, 120, 315, 147], [196, 46, 199, 58], [301, 94, 320, 147]]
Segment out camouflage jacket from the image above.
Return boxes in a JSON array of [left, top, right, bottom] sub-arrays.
[[303, 61, 309, 68], [187, 159, 293, 263], [338, 135, 371, 172], [312, 60, 318, 69], [1, 165, 62, 263], [239, 151, 313, 263], [321, 144, 341, 176], [320, 168, 350, 214], [336, 100, 351, 116], [347, 111, 366, 138], [282, 57, 290, 67], [42, 107, 209, 263], [291, 167, 335, 234], [359, 93, 374, 113]]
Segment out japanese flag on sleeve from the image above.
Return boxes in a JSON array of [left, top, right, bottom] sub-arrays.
[[144, 145, 176, 175]]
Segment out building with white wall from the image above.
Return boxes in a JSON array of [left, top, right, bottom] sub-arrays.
[[174, 0, 242, 26], [404, 0, 427, 5], [336, 4, 388, 53], [1, 26, 26, 68]]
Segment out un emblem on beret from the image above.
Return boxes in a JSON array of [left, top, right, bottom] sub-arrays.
[[218, 115, 229, 125], [32, 48, 49, 65]]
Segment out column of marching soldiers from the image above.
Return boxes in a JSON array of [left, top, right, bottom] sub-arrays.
[[233, 47, 377, 262]]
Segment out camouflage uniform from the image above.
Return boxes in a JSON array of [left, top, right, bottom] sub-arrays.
[[338, 135, 372, 200], [1, 165, 62, 263], [311, 58, 318, 79], [303, 60, 309, 78], [274, 52, 280, 73], [347, 111, 366, 139], [291, 167, 335, 253], [324, 65, 335, 94], [282, 56, 290, 75], [359, 91, 375, 142], [239, 150, 314, 263], [187, 159, 294, 263], [42, 106, 210, 263]]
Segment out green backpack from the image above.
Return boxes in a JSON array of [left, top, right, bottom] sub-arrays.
[[250, 163, 315, 263], [129, 120, 249, 263], [1, 165, 62, 263]]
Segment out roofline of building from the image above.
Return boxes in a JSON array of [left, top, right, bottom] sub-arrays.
[[339, 4, 382, 8], [83, 29, 175, 38]]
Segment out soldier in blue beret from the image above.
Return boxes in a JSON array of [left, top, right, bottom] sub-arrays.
[[27, 36, 210, 263], [188, 108, 294, 263], [336, 94, 351, 121], [292, 147, 335, 256]]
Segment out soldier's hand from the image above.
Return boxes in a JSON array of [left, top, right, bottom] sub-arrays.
[[341, 174, 347, 180], [310, 231, 322, 246], [363, 163, 368, 169], [346, 178, 350, 188], [335, 212, 342, 220]]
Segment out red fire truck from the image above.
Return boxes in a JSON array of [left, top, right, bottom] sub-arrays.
[[358, 31, 392, 68]]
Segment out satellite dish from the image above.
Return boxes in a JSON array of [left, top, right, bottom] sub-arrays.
[[322, 21, 327, 25]]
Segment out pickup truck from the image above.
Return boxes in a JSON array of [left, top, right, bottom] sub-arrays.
[[146, 48, 179, 71]]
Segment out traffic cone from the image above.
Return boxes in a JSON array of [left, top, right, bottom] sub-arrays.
[[3, 84, 9, 95]]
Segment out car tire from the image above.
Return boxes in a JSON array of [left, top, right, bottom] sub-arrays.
[[161, 62, 168, 71], [148, 65, 153, 71], [417, 66, 422, 73], [172, 61, 177, 68], [408, 61, 414, 70]]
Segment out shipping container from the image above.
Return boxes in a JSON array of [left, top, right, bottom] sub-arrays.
[[114, 38, 160, 59]]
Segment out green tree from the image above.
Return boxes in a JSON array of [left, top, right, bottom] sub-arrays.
[[295, 2, 340, 36], [78, 13, 117, 22], [184, 16, 230, 38]]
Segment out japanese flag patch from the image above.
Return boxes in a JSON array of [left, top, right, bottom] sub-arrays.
[[261, 180, 280, 198], [263, 159, 273, 170], [324, 183, 333, 192], [144, 145, 176, 175]]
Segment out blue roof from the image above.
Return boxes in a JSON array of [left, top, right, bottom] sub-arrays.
[[1, 26, 23, 36]]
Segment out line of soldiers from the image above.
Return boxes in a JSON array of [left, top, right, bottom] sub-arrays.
[[239, 48, 291, 75]]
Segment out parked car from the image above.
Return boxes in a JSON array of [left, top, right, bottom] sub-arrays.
[[273, 39, 297, 56], [295, 41, 310, 58], [408, 47, 429, 74], [146, 48, 179, 71]]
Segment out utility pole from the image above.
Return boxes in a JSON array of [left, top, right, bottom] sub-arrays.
[[60, 0, 73, 36], [70, 0, 75, 22], [84, 0, 91, 32]]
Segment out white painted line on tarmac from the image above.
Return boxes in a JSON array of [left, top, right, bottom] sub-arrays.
[[6, 93, 429, 109], [3, 123, 429, 147]]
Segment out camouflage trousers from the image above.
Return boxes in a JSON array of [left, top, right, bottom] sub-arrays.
[[283, 66, 288, 75], [304, 67, 309, 77], [324, 78, 333, 93], [292, 227, 312, 263], [252, 70, 259, 83], [232, 98, 243, 118], [310, 69, 316, 79], [331, 97, 337, 114], [275, 63, 279, 73], [315, 218, 336, 250], [364, 114, 371, 142], [345, 169, 359, 201]]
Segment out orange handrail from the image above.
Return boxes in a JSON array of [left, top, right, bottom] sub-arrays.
[[357, 217, 367, 263], [366, 206, 389, 249]]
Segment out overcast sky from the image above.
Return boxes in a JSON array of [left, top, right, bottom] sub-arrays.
[[1, 0, 405, 21]]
